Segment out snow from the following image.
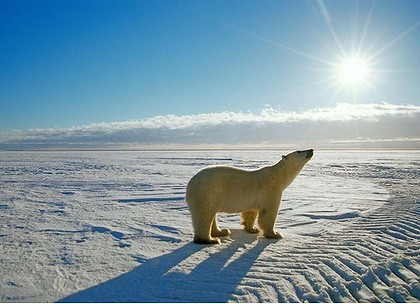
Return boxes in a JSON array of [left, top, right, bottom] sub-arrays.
[[0, 150, 419, 302]]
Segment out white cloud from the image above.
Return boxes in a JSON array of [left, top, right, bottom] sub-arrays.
[[1, 102, 419, 149]]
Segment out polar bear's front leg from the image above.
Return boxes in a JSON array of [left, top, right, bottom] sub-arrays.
[[211, 215, 231, 237], [258, 199, 283, 239], [241, 210, 260, 234]]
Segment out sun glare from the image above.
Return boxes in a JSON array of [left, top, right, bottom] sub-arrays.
[[336, 56, 371, 86], [239, 0, 418, 102]]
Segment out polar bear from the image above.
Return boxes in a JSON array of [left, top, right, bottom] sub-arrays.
[[186, 149, 314, 244]]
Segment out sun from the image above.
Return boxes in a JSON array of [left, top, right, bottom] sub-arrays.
[[336, 56, 371, 86]]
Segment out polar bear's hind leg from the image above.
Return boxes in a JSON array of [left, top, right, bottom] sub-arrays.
[[191, 210, 221, 244]]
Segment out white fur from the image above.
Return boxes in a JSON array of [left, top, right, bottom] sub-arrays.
[[186, 149, 314, 244]]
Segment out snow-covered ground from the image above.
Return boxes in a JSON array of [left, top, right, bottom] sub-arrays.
[[0, 149, 419, 302]]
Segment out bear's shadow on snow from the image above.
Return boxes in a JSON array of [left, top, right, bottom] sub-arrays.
[[59, 230, 276, 303]]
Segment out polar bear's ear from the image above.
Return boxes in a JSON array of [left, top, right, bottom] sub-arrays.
[[282, 155, 287, 160]]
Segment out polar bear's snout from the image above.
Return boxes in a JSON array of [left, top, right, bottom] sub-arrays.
[[298, 149, 314, 159], [305, 149, 314, 158]]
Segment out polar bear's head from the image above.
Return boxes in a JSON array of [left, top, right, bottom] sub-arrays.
[[272, 149, 314, 189], [282, 149, 313, 164], [280, 149, 314, 178]]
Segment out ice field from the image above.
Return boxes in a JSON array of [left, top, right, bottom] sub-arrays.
[[0, 149, 419, 302]]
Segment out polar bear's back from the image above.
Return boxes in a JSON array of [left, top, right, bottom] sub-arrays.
[[186, 166, 267, 213], [187, 165, 256, 190]]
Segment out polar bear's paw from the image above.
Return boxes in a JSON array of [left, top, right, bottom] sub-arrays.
[[264, 229, 283, 239], [212, 228, 231, 237], [245, 227, 260, 234]]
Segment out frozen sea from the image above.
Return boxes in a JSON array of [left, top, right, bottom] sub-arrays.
[[0, 149, 419, 302]]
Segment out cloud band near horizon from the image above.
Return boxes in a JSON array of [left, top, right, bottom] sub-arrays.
[[1, 102, 419, 149]]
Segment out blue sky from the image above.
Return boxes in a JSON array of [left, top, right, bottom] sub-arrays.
[[0, 0, 419, 148]]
